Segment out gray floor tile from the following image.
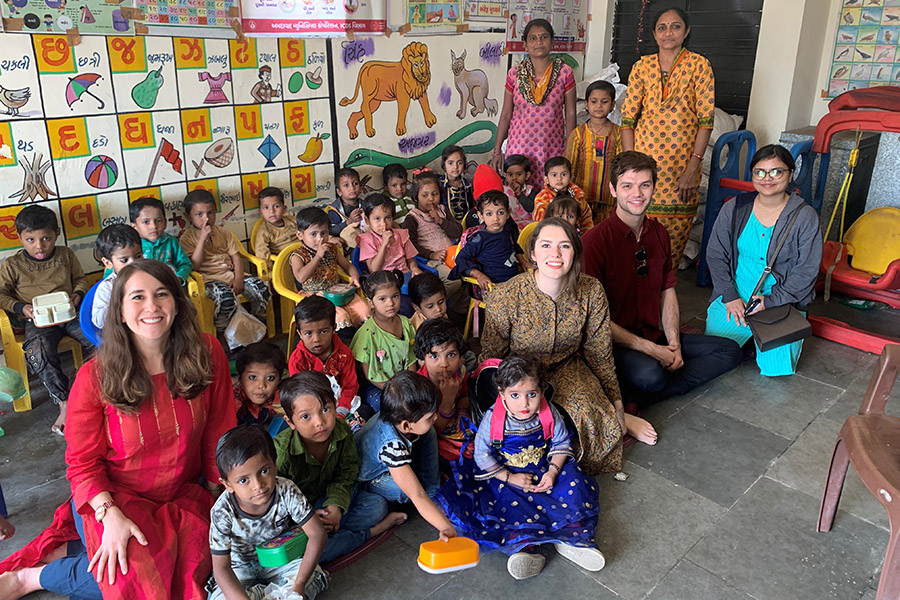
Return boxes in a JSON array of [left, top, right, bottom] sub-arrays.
[[325, 535, 456, 600], [627, 402, 791, 507], [696, 363, 844, 439], [767, 415, 890, 530], [2, 477, 70, 558], [645, 560, 756, 600], [588, 462, 726, 600], [824, 369, 900, 422], [425, 546, 619, 599], [689, 477, 887, 600], [637, 385, 705, 426], [794, 337, 878, 389]]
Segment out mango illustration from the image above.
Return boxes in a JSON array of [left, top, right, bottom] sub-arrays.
[[298, 132, 330, 163], [131, 65, 164, 109]]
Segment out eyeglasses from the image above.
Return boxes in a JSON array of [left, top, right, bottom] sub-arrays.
[[635, 247, 648, 277], [751, 168, 788, 180]]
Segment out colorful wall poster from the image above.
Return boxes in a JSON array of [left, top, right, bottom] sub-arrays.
[[0, 33, 333, 270], [132, 0, 239, 36], [465, 0, 504, 22], [1, 0, 133, 36], [828, 0, 900, 97], [239, 0, 386, 37], [505, 0, 587, 53], [405, 1, 463, 32], [333, 32, 504, 190]]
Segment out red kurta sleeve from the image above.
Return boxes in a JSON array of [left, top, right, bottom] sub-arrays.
[[201, 335, 238, 484], [336, 347, 359, 412], [66, 360, 113, 512]]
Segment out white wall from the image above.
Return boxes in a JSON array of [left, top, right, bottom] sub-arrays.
[[746, 0, 843, 145]]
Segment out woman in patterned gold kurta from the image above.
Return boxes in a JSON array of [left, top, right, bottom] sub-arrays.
[[621, 7, 715, 266], [480, 218, 625, 475]]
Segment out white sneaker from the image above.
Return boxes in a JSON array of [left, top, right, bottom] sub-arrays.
[[507, 551, 546, 580], [555, 544, 606, 571]]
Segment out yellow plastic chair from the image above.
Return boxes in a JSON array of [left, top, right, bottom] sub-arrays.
[[0, 310, 84, 412], [191, 232, 275, 337], [271, 242, 356, 351], [517, 220, 539, 255]]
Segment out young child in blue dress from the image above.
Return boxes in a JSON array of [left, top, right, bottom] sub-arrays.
[[436, 355, 606, 580]]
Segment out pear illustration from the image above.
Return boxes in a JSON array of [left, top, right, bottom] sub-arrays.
[[131, 65, 164, 109], [298, 132, 330, 163]]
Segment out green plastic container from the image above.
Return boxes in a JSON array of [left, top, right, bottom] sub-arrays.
[[323, 283, 356, 307], [256, 526, 309, 568]]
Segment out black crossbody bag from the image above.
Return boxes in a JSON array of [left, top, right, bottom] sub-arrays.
[[739, 207, 812, 352]]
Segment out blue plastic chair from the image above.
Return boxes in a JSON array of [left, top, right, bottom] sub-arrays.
[[78, 281, 102, 347], [789, 140, 828, 215], [697, 130, 757, 287]]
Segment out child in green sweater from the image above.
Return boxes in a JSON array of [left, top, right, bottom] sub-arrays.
[[274, 371, 406, 563], [129, 197, 193, 283]]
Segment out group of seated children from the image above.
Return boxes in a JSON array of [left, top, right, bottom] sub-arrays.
[[214, 277, 608, 594]]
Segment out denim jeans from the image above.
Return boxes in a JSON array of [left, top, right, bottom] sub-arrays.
[[38, 500, 102, 600], [317, 487, 388, 564], [365, 427, 440, 502], [23, 319, 93, 404], [613, 333, 743, 409]]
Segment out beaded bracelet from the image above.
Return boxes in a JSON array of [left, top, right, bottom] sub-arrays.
[[505, 470, 510, 482], [549, 463, 561, 474], [691, 152, 704, 161]]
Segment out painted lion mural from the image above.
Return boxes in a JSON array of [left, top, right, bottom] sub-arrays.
[[339, 41, 438, 139]]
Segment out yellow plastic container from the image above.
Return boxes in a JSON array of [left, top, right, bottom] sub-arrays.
[[417, 536, 480, 574]]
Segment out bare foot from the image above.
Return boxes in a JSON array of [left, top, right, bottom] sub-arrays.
[[370, 511, 407, 537], [0, 567, 45, 600], [625, 413, 658, 445], [0, 514, 14, 540], [51, 400, 66, 436]]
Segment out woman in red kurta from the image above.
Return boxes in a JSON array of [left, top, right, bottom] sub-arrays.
[[0, 260, 236, 600]]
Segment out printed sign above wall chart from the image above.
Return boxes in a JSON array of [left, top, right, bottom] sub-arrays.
[[0, 32, 334, 270], [240, 0, 385, 37], [829, 0, 900, 97]]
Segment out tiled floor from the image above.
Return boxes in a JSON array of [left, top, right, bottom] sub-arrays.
[[2, 267, 898, 599]]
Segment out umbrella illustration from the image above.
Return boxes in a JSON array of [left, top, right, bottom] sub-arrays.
[[66, 73, 105, 110], [85, 155, 118, 189]]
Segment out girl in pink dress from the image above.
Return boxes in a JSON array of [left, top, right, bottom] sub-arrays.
[[491, 18, 577, 189]]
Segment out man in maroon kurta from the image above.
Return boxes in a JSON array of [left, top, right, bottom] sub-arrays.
[[582, 152, 742, 438]]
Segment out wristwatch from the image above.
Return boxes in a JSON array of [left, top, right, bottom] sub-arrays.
[[94, 499, 115, 523]]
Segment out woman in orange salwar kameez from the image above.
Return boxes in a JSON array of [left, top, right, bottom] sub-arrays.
[[621, 7, 715, 267], [0, 260, 236, 600]]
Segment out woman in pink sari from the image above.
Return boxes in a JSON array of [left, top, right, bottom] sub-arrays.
[[491, 18, 577, 188], [0, 260, 236, 599]]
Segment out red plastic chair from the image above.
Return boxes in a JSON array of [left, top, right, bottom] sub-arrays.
[[818, 343, 900, 600]]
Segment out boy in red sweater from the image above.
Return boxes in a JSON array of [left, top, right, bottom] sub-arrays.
[[288, 296, 360, 422]]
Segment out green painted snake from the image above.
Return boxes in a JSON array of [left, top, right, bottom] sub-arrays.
[[343, 121, 497, 169]]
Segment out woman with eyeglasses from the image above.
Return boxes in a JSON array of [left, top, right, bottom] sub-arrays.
[[704, 144, 822, 376], [620, 7, 715, 267], [490, 18, 577, 189], [479, 218, 625, 475]]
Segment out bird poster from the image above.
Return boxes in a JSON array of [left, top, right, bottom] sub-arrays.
[[0, 0, 134, 36], [829, 0, 900, 98]]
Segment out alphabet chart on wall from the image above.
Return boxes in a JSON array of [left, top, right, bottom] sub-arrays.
[[0, 32, 333, 269], [132, 0, 240, 36]]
